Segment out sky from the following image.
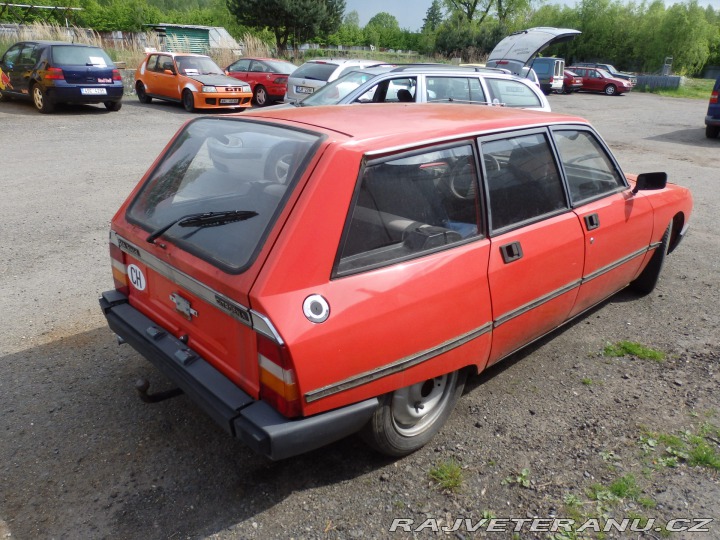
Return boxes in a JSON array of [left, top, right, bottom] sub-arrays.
[[344, 0, 720, 32]]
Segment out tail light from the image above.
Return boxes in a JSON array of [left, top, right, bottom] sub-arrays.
[[257, 334, 300, 417], [109, 241, 129, 295], [549, 76, 554, 83], [112, 69, 122, 81], [711, 91, 718, 105], [274, 76, 288, 84], [44, 67, 64, 80]]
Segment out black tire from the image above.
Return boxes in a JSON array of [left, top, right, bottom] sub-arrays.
[[360, 369, 467, 457], [104, 100, 122, 112], [630, 222, 672, 295], [563, 85, 570, 94], [706, 125, 720, 139], [32, 84, 54, 113], [136, 81, 152, 104], [604, 84, 617, 96], [0, 91, 10, 102], [182, 89, 195, 112], [254, 85, 269, 106]]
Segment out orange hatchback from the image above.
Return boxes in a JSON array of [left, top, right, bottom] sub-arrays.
[[134, 52, 252, 112], [101, 104, 692, 460]]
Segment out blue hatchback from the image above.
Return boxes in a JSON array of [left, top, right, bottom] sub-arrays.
[[0, 41, 123, 113], [705, 75, 720, 139]]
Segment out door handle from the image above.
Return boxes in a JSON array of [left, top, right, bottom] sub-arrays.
[[500, 241, 523, 263], [584, 213, 600, 231]]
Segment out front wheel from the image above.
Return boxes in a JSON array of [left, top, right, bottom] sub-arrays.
[[629, 222, 672, 294], [360, 369, 467, 457], [182, 89, 195, 112], [604, 84, 617, 96], [254, 85, 269, 106], [32, 84, 54, 113]]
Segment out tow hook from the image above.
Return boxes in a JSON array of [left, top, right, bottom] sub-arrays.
[[135, 378, 184, 403]]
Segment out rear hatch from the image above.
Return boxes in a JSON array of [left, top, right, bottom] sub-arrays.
[[51, 45, 117, 86], [113, 117, 322, 402], [487, 27, 581, 76]]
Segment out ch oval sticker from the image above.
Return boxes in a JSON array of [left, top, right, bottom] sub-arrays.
[[127, 264, 146, 291]]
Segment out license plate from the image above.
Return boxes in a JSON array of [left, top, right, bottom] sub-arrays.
[[220, 98, 239, 104], [296, 86, 314, 94], [81, 88, 107, 95]]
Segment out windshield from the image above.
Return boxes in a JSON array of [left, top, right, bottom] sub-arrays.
[[301, 70, 379, 106], [176, 56, 224, 76], [127, 118, 321, 273]]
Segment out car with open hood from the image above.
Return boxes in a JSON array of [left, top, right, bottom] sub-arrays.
[[135, 52, 252, 112], [486, 27, 581, 77], [100, 103, 692, 460]]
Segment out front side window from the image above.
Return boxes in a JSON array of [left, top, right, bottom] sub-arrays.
[[228, 59, 250, 72], [337, 145, 480, 275], [482, 132, 568, 231], [553, 129, 626, 204], [485, 78, 542, 108], [127, 118, 321, 273], [1, 44, 22, 68]]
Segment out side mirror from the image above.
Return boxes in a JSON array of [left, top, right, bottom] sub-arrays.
[[632, 172, 667, 194], [164, 69, 176, 76]]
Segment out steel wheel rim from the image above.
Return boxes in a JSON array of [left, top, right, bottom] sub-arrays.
[[391, 372, 457, 437]]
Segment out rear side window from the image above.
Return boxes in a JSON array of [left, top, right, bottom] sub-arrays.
[[426, 77, 486, 104], [292, 62, 338, 82], [337, 145, 480, 276], [51, 46, 112, 67], [485, 78, 542, 108], [553, 129, 626, 204], [127, 118, 321, 273], [482, 132, 568, 231]]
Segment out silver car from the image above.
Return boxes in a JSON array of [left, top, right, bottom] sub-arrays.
[[294, 65, 552, 112], [284, 58, 382, 104]]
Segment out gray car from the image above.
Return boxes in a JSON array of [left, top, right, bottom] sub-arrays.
[[293, 65, 551, 111], [284, 58, 382, 104]]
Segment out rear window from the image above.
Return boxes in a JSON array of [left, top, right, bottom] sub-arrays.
[[291, 62, 339, 82], [127, 118, 321, 273], [51, 45, 113, 67]]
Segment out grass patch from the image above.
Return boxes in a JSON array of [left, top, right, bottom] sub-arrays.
[[609, 474, 641, 500], [502, 467, 531, 488], [603, 341, 665, 361], [429, 459, 463, 492], [639, 424, 720, 471]]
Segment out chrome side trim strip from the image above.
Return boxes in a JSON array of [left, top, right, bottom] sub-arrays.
[[493, 280, 581, 328], [305, 322, 493, 403], [582, 245, 651, 284], [110, 231, 283, 344]]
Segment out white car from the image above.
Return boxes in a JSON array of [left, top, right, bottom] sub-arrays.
[[284, 58, 382, 104]]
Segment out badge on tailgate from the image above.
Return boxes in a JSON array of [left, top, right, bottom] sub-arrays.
[[170, 292, 198, 320]]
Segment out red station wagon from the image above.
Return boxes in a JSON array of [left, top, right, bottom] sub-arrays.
[[100, 104, 692, 460]]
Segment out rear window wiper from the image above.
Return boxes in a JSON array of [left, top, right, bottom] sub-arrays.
[[146, 210, 258, 244]]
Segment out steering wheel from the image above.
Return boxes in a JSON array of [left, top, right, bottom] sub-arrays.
[[448, 160, 477, 200], [483, 154, 501, 173]]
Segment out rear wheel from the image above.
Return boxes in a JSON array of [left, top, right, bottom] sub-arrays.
[[104, 100, 122, 111], [360, 369, 467, 457], [182, 89, 195, 112], [706, 125, 720, 139], [604, 84, 617, 96], [32, 84, 54, 113], [136, 81, 151, 104], [630, 222, 672, 294], [253, 85, 269, 106], [0, 91, 10, 102]]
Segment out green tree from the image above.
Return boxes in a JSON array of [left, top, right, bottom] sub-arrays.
[[364, 11, 402, 48], [225, 0, 345, 52], [423, 0, 444, 32]]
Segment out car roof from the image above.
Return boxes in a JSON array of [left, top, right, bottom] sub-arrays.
[[12, 41, 102, 47], [301, 58, 381, 66], [147, 51, 211, 58], [241, 103, 586, 147]]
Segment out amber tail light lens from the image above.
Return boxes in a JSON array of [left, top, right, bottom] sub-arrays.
[[109, 242, 129, 295], [257, 334, 301, 418]]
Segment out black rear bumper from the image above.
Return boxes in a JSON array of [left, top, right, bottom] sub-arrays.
[[100, 290, 378, 460]]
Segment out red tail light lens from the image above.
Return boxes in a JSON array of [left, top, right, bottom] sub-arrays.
[[274, 76, 288, 84], [257, 334, 300, 417], [44, 67, 64, 80], [112, 69, 122, 81], [109, 241, 129, 295], [711, 91, 718, 105]]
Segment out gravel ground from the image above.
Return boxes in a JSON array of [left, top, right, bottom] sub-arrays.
[[0, 91, 718, 540]]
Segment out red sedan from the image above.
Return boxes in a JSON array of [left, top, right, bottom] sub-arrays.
[[567, 66, 633, 95], [101, 104, 692, 459], [225, 57, 296, 106]]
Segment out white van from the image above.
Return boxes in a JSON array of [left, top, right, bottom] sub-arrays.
[[530, 57, 565, 95]]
